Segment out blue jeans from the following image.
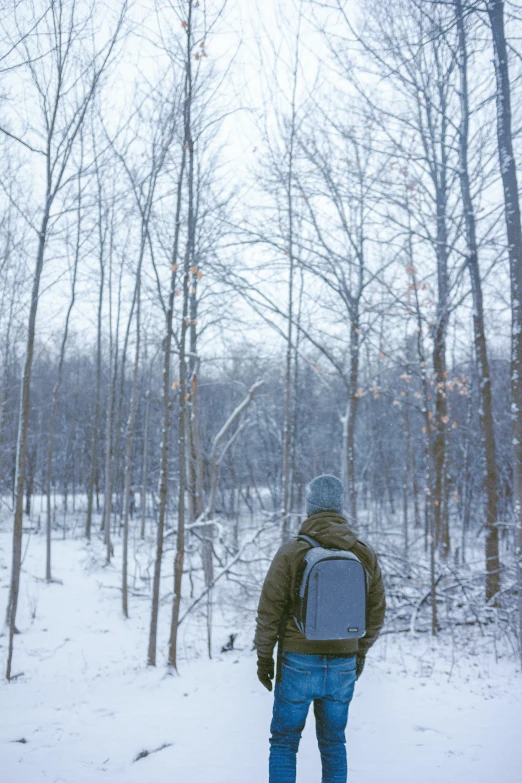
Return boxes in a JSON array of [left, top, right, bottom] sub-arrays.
[[269, 652, 356, 783]]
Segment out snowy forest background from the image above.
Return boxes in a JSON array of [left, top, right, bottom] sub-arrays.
[[1, 0, 522, 780]]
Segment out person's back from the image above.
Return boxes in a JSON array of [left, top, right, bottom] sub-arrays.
[[255, 474, 386, 783]]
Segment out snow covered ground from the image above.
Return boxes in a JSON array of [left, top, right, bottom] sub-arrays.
[[1, 529, 521, 783]]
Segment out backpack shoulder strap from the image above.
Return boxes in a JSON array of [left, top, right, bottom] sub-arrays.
[[276, 534, 320, 682], [296, 534, 322, 549]]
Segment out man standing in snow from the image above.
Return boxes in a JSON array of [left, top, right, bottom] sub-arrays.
[[255, 474, 386, 783]]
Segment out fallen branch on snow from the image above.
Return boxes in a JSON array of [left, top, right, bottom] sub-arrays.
[[133, 742, 173, 762], [177, 523, 271, 626]]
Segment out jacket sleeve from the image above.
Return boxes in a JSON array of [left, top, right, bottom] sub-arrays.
[[358, 554, 386, 658], [254, 543, 293, 658]]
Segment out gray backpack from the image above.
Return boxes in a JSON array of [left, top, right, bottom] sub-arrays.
[[293, 534, 368, 640]]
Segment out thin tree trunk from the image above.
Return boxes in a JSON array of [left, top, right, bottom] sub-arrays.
[[188, 266, 209, 620], [403, 361, 410, 563], [122, 265, 142, 618], [46, 181, 81, 581], [460, 391, 473, 565], [103, 355, 114, 559], [114, 273, 135, 530], [432, 195, 450, 559], [342, 311, 360, 526], [281, 8, 302, 543], [289, 265, 304, 518], [103, 249, 121, 562], [456, 0, 500, 601], [190, 370, 212, 656], [25, 436, 37, 518], [141, 383, 151, 540], [409, 236, 437, 636], [147, 137, 187, 668], [168, 7, 195, 668], [6, 207, 50, 680], [487, 1, 522, 644], [86, 223, 104, 540], [0, 292, 14, 490]]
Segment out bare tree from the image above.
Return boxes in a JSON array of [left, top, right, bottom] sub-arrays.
[[116, 94, 176, 618], [486, 0, 522, 654], [455, 0, 500, 602], [45, 159, 83, 581], [85, 124, 107, 540], [147, 69, 186, 668], [297, 116, 385, 527], [3, 0, 126, 680], [280, 5, 304, 542], [167, 0, 197, 672]]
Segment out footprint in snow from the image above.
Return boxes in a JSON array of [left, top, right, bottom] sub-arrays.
[[414, 725, 447, 736]]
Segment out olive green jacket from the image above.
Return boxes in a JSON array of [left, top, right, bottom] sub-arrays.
[[254, 512, 386, 657]]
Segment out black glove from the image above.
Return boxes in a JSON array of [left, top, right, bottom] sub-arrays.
[[257, 656, 274, 691], [356, 655, 365, 680]]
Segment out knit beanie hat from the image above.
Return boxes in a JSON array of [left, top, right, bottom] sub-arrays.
[[306, 474, 344, 517]]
